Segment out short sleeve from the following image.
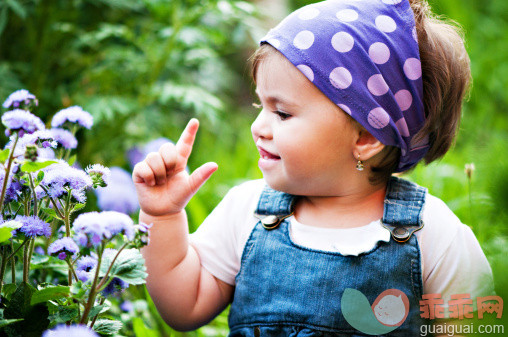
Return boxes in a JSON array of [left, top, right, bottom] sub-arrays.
[[419, 195, 495, 317], [188, 180, 265, 285]]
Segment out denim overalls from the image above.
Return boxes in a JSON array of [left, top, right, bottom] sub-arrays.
[[228, 177, 428, 336]]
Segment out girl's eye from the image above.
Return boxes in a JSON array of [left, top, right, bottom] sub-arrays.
[[275, 111, 291, 120]]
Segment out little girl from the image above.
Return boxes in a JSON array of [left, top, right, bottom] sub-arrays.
[[133, 0, 494, 335]]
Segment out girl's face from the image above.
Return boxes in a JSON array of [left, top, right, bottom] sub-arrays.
[[251, 52, 359, 196]]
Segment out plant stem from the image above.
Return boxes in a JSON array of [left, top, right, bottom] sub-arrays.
[[0, 246, 8, 295], [89, 297, 106, 328], [0, 134, 19, 214], [95, 242, 128, 291], [7, 239, 29, 260], [66, 258, 79, 284], [80, 245, 104, 324], [28, 173, 38, 216], [23, 239, 31, 283], [10, 241, 15, 283], [39, 185, 65, 219]]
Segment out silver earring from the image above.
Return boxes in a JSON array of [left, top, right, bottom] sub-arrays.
[[356, 154, 364, 171]]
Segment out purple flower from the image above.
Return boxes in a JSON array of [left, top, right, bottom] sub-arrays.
[[72, 210, 135, 247], [2, 89, 38, 110], [42, 324, 99, 337], [95, 167, 139, 214], [127, 137, 172, 168], [51, 106, 93, 129], [120, 300, 134, 312], [41, 162, 93, 202], [101, 277, 128, 296], [28, 128, 77, 149], [48, 237, 79, 260], [76, 269, 91, 282], [15, 215, 51, 238], [76, 255, 97, 272], [2, 109, 45, 137], [0, 167, 23, 203], [85, 164, 110, 188]]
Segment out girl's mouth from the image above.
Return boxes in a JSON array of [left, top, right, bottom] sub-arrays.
[[257, 146, 281, 160]]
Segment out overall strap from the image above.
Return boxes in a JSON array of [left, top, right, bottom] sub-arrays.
[[254, 185, 296, 230], [382, 176, 427, 243]]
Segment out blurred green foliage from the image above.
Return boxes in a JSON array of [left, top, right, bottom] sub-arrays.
[[1, 0, 507, 335]]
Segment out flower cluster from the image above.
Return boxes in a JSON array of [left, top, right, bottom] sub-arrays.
[[76, 255, 98, 282], [1, 109, 45, 137], [15, 215, 52, 238], [40, 162, 93, 203], [2, 89, 38, 110], [42, 324, 98, 337], [85, 164, 110, 188], [51, 106, 93, 129], [48, 237, 79, 260], [73, 211, 135, 247]]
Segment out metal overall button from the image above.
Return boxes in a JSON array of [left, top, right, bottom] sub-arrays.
[[381, 222, 424, 243], [261, 215, 281, 230]]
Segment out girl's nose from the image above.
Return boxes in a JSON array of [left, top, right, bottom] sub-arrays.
[[251, 110, 272, 141]]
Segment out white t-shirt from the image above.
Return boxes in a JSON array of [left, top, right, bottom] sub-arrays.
[[189, 179, 495, 315]]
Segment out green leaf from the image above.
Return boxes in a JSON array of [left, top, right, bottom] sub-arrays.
[[36, 170, 45, 182], [0, 148, 10, 163], [2, 282, 50, 337], [48, 306, 79, 324], [30, 255, 49, 265], [0, 318, 24, 329], [92, 319, 122, 336], [87, 302, 110, 319], [41, 207, 62, 220], [72, 203, 86, 212], [68, 154, 77, 166], [30, 285, 70, 305], [21, 160, 58, 173], [99, 248, 147, 285], [0, 227, 14, 244], [6, 0, 27, 19], [0, 220, 22, 243], [132, 317, 160, 337], [2, 284, 17, 299]]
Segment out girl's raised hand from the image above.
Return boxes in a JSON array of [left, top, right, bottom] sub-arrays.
[[132, 119, 218, 217]]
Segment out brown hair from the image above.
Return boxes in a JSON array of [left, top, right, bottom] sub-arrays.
[[250, 0, 471, 185]]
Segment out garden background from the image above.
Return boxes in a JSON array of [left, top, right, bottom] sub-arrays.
[[0, 0, 506, 335]]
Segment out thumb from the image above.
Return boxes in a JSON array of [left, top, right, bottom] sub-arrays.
[[188, 162, 218, 196]]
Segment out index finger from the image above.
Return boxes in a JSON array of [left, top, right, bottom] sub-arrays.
[[175, 118, 199, 164]]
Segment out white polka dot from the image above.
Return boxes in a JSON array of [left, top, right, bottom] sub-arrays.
[[331, 32, 354, 53], [382, 0, 402, 4], [293, 30, 315, 50], [367, 74, 389, 96], [375, 15, 397, 33], [297, 65, 314, 82], [394, 90, 413, 111], [401, 148, 407, 156], [338, 104, 351, 115], [368, 42, 390, 64], [298, 7, 320, 20], [336, 9, 358, 22], [368, 107, 390, 129], [395, 117, 410, 137], [267, 38, 280, 48], [329, 67, 352, 89], [412, 26, 418, 42], [403, 58, 422, 80]]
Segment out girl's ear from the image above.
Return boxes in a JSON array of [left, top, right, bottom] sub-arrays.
[[354, 128, 385, 161]]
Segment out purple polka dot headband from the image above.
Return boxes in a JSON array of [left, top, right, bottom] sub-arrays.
[[260, 0, 429, 172]]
